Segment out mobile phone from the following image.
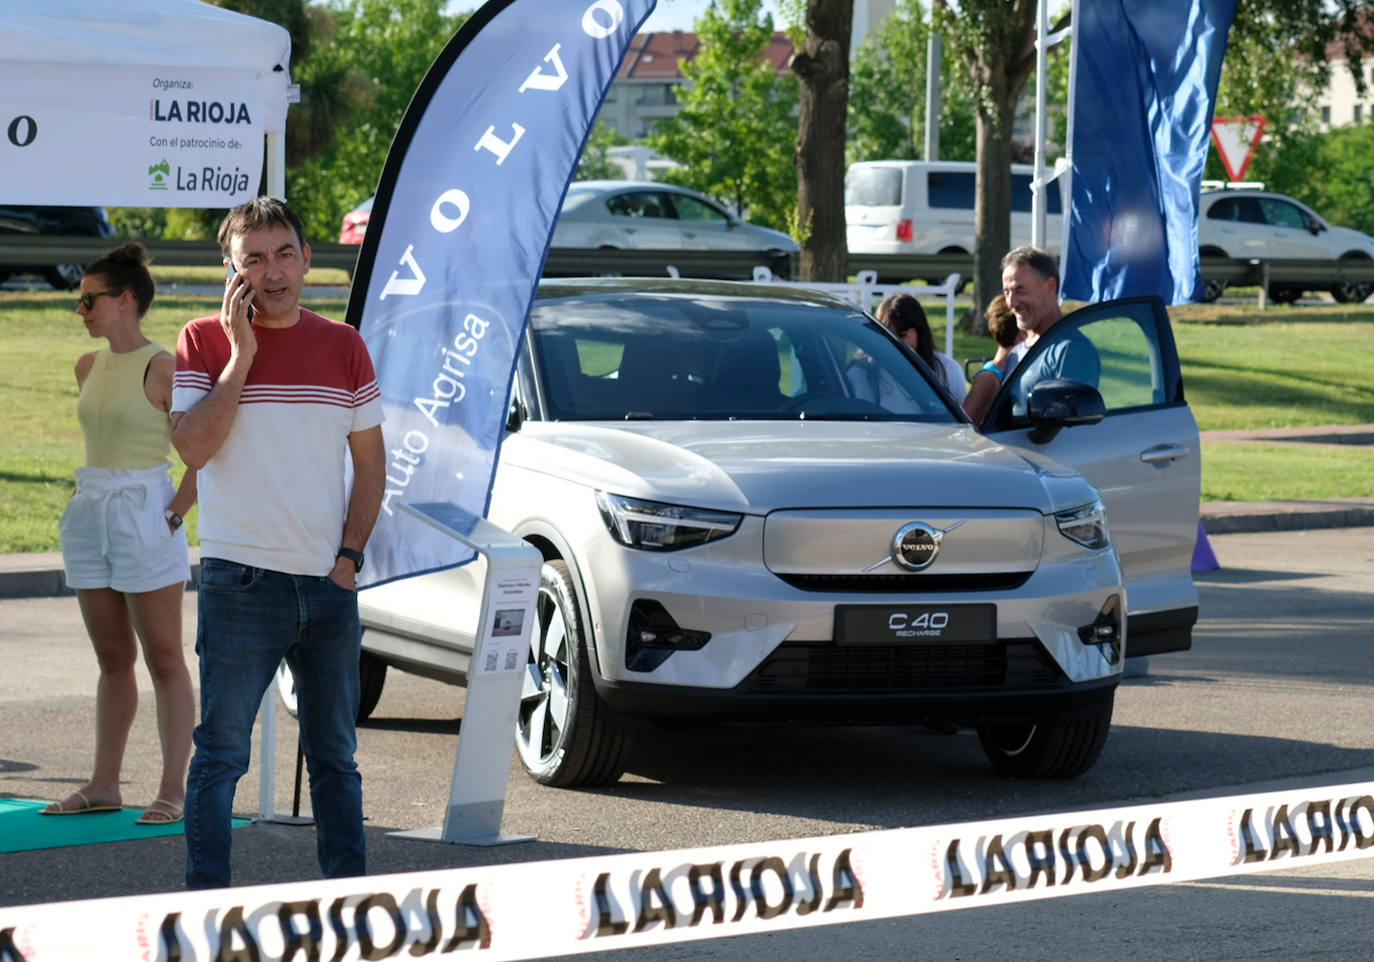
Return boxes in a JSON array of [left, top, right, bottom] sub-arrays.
[[225, 262, 254, 320]]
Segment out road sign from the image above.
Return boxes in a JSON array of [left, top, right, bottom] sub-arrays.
[[1211, 115, 1266, 182]]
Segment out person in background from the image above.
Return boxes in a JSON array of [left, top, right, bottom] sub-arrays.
[[1001, 246, 1100, 415], [875, 292, 968, 405], [46, 242, 196, 826], [172, 197, 385, 889], [962, 294, 1026, 423]]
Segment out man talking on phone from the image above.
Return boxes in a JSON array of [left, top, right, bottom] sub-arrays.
[[171, 197, 385, 889]]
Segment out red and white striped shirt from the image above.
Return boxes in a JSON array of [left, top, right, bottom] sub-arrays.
[[173, 309, 384, 576]]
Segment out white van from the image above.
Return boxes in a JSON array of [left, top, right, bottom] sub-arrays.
[[846, 160, 1066, 257]]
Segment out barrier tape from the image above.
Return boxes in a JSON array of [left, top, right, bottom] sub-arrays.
[[1, 780, 1371, 961]]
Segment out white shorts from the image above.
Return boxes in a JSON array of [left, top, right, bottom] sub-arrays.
[[59, 465, 190, 593]]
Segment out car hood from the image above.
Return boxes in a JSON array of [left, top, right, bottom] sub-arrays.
[[504, 420, 1077, 514]]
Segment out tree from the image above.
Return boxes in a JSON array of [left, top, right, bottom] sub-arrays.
[[792, 0, 853, 280], [576, 121, 631, 181], [648, 0, 799, 230], [930, 1, 1049, 323], [847, 0, 976, 164], [287, 0, 467, 242]]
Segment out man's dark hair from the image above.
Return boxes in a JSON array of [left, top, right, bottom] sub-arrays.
[[217, 196, 307, 259], [1001, 245, 1058, 282]]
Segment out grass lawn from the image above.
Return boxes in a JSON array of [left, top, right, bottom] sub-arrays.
[[1, 279, 1370, 553]]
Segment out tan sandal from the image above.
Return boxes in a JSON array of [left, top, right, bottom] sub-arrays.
[[41, 790, 122, 815], [135, 798, 184, 825]]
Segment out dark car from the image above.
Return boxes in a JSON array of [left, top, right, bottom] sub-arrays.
[[0, 206, 116, 290]]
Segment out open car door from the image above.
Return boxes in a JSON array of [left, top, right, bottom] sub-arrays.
[[981, 295, 1201, 656]]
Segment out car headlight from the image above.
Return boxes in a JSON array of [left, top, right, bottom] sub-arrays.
[[596, 492, 742, 552], [1055, 500, 1110, 550]]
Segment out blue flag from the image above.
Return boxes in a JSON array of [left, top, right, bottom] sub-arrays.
[[1060, 0, 1235, 304], [348, 0, 656, 587]]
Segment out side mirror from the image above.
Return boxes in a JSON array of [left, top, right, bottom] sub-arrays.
[[506, 396, 525, 432], [1309, 218, 1324, 235], [1025, 378, 1105, 444]]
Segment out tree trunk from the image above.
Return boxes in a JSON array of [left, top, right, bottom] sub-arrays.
[[952, 1, 1039, 331], [793, 0, 854, 282]]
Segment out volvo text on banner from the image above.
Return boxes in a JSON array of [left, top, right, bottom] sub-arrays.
[[347, 0, 657, 587]]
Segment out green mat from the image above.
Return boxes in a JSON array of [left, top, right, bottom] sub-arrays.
[[0, 799, 249, 853]]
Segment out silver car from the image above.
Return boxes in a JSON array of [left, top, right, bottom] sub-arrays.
[[350, 280, 1200, 787], [551, 180, 799, 256], [1198, 187, 1374, 303]]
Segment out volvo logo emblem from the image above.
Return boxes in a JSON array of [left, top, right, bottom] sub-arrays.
[[865, 520, 967, 572]]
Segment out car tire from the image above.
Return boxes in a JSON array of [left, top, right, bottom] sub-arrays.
[[1330, 255, 1373, 303], [1267, 284, 1303, 304], [929, 247, 969, 294], [516, 559, 635, 787], [976, 692, 1114, 779], [1198, 248, 1226, 302], [41, 263, 86, 291], [275, 651, 387, 723]]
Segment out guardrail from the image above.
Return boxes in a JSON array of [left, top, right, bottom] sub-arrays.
[[5, 235, 1374, 304]]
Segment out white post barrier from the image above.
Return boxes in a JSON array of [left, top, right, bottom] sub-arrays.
[[388, 502, 544, 846], [3, 780, 1370, 960], [749, 266, 963, 356]]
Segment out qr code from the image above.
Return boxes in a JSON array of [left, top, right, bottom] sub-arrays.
[[504, 650, 520, 671], [484, 652, 498, 672]]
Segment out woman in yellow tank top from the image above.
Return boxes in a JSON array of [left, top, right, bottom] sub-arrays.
[[45, 243, 197, 826]]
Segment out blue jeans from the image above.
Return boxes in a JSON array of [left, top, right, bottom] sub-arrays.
[[185, 559, 365, 889]]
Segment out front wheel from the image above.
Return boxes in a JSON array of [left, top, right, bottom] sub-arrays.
[[976, 692, 1114, 779], [42, 263, 85, 291], [516, 560, 635, 787], [275, 651, 387, 723]]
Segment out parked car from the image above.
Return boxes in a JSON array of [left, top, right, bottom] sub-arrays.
[[551, 180, 798, 256], [0, 206, 115, 290], [300, 279, 1198, 787], [845, 160, 1067, 286], [339, 183, 798, 259], [1197, 187, 1374, 303], [338, 195, 372, 245]]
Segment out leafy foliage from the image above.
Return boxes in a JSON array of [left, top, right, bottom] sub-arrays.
[[286, 0, 467, 243], [647, 0, 800, 229], [576, 121, 632, 181]]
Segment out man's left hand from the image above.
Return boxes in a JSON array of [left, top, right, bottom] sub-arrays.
[[329, 557, 358, 591]]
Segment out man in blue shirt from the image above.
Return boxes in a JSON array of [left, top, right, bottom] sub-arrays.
[[1001, 246, 1100, 416]]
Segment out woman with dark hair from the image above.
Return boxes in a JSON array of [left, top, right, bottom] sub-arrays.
[[962, 294, 1027, 423], [875, 292, 968, 405], [45, 243, 196, 825]]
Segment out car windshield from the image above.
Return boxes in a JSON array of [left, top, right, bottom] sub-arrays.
[[528, 293, 958, 422]]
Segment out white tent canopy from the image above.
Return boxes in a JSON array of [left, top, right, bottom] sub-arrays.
[[0, 0, 291, 207]]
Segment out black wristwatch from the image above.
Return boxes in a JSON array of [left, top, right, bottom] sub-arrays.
[[336, 547, 364, 572], [165, 509, 183, 531]]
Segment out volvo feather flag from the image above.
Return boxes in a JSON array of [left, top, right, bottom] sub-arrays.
[[348, 0, 655, 587], [1060, 0, 1235, 304]]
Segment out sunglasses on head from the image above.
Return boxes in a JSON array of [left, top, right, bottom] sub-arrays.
[[78, 290, 118, 310]]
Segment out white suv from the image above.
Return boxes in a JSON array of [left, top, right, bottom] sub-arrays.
[[1197, 188, 1374, 303], [338, 280, 1200, 787]]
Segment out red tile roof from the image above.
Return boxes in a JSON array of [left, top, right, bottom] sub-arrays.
[[618, 31, 795, 81]]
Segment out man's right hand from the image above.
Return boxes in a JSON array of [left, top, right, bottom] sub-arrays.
[[221, 270, 258, 361]]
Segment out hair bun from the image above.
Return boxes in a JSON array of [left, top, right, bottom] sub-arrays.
[[104, 241, 150, 267]]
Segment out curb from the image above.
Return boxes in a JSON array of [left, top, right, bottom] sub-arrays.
[[4, 501, 1374, 599], [1199, 498, 1374, 535]]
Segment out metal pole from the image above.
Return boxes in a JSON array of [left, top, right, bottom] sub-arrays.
[[1032, 0, 1049, 249], [924, 32, 941, 161]]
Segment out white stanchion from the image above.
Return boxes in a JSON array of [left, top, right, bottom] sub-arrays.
[[388, 502, 544, 846], [2, 780, 1370, 960]]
